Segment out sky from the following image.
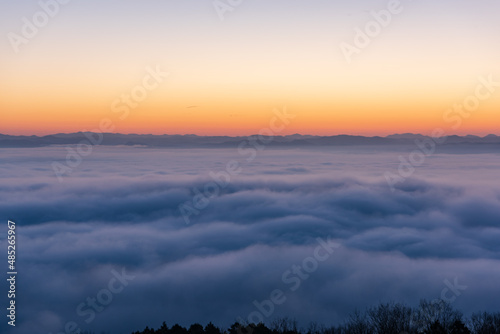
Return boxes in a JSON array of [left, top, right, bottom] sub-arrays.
[[2, 3, 499, 333], [1, 0, 500, 136], [1, 146, 500, 334]]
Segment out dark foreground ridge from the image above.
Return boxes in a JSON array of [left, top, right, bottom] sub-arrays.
[[0, 132, 499, 148], [82, 300, 499, 334]]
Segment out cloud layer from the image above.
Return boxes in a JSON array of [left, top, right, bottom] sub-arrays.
[[1, 146, 499, 334]]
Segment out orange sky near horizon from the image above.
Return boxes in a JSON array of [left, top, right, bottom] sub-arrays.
[[1, 0, 499, 136]]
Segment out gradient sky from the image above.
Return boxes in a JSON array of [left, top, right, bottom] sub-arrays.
[[1, 0, 499, 136]]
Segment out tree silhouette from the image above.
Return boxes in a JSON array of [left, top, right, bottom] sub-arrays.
[[157, 322, 169, 334], [367, 302, 414, 334], [271, 317, 299, 334], [450, 319, 471, 334], [189, 323, 205, 334], [205, 322, 222, 334], [470, 311, 500, 334], [424, 321, 446, 334], [129, 302, 500, 334], [171, 324, 188, 334], [229, 322, 253, 334]]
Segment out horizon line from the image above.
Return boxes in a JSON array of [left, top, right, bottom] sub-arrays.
[[1, 131, 499, 138]]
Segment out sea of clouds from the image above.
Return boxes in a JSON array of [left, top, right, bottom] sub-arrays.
[[0, 146, 499, 334]]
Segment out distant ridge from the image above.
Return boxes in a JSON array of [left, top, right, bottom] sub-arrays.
[[0, 132, 499, 148], [386, 133, 427, 139]]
